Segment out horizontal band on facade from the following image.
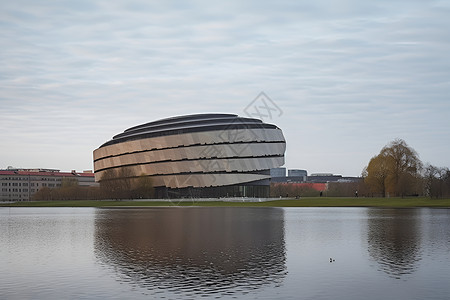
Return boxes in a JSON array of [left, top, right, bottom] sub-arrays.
[[100, 123, 279, 148], [123, 113, 241, 133], [116, 116, 263, 139], [94, 140, 286, 162], [94, 154, 284, 174], [98, 169, 270, 181]]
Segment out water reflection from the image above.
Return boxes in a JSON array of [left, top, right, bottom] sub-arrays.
[[367, 209, 422, 279], [94, 207, 286, 298]]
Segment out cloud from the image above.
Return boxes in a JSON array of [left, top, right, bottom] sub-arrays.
[[1, 0, 449, 175]]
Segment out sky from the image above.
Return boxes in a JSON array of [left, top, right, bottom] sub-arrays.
[[1, 0, 449, 177]]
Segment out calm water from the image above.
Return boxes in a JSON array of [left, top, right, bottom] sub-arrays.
[[1, 207, 449, 299]]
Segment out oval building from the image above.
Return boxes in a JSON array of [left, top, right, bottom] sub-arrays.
[[93, 113, 286, 198]]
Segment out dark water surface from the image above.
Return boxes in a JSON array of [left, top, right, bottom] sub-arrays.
[[1, 207, 449, 299]]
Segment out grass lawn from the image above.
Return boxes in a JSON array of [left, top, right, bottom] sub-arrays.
[[1, 197, 450, 208]]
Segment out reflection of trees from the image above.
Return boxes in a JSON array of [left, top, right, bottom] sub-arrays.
[[367, 209, 422, 279], [95, 207, 286, 298]]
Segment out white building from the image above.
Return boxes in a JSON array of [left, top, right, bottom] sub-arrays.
[[0, 168, 96, 201]]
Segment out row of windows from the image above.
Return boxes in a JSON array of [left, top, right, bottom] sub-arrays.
[[0, 177, 63, 181], [2, 188, 30, 193], [1, 182, 46, 187], [1, 184, 60, 193], [2, 182, 29, 186], [0, 177, 30, 181], [1, 180, 92, 186]]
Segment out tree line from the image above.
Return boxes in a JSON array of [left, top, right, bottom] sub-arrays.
[[33, 138, 449, 200], [270, 138, 449, 198], [32, 169, 154, 201]]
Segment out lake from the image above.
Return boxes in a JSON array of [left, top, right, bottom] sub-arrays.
[[1, 207, 449, 299]]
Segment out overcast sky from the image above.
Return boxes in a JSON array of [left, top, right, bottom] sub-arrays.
[[1, 0, 449, 176]]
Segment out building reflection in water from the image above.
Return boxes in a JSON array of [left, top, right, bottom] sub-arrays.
[[367, 209, 422, 279], [94, 207, 286, 297]]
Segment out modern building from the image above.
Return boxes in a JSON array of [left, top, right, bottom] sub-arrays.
[[305, 173, 361, 183], [270, 167, 286, 178], [0, 168, 96, 201], [288, 169, 307, 178], [270, 168, 307, 183], [93, 113, 286, 198], [287, 169, 307, 182]]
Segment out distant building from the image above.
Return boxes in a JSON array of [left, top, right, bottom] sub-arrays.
[[0, 168, 96, 201], [270, 168, 286, 178], [271, 168, 307, 183], [270, 169, 360, 185], [288, 169, 307, 182], [308, 173, 361, 183], [307, 173, 342, 183], [288, 169, 307, 177]]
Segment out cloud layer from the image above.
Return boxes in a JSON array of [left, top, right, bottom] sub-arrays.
[[1, 0, 449, 175]]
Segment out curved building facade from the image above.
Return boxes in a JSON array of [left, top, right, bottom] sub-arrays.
[[93, 113, 286, 198]]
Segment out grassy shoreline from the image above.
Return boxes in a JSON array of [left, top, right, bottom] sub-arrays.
[[1, 197, 450, 208]]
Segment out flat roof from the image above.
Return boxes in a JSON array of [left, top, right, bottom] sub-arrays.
[[0, 170, 94, 177]]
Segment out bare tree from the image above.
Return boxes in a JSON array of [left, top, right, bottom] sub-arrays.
[[134, 174, 154, 199], [423, 164, 450, 198], [99, 168, 137, 199]]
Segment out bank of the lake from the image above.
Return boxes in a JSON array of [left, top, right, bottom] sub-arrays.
[[1, 197, 450, 208]]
